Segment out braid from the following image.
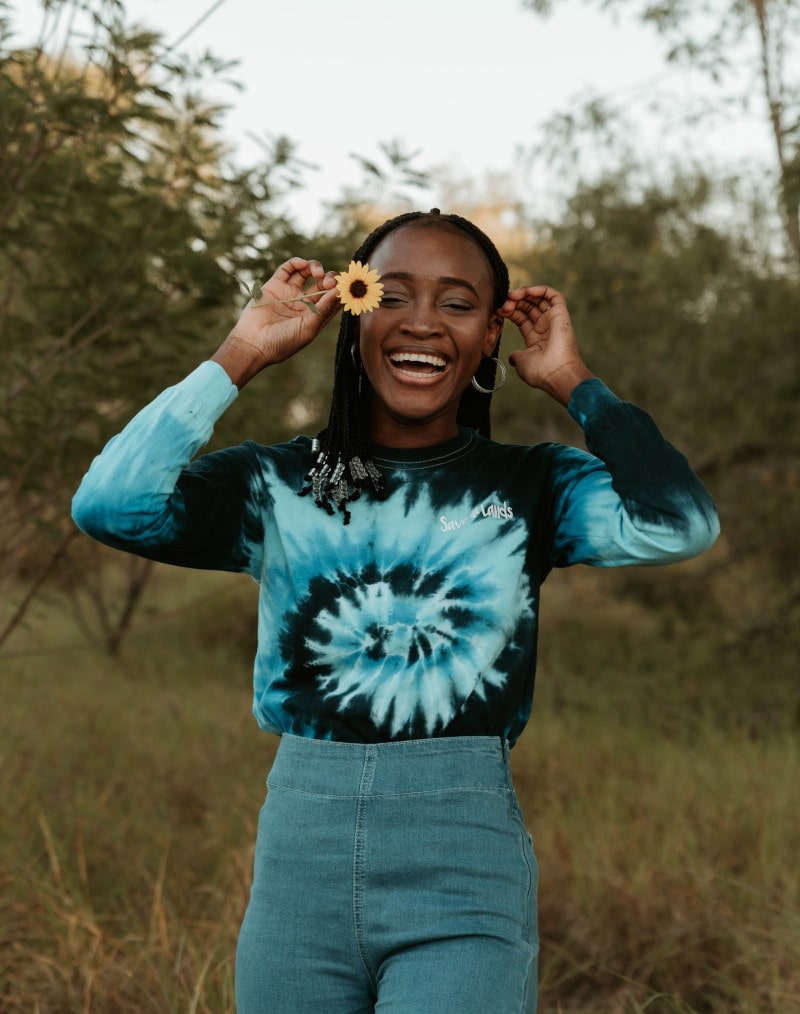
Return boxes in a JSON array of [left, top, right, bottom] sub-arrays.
[[299, 209, 510, 524]]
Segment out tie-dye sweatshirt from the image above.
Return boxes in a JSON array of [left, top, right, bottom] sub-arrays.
[[72, 361, 719, 744]]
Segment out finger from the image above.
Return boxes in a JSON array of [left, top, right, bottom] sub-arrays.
[[510, 284, 562, 301], [506, 284, 549, 301], [290, 260, 341, 296], [501, 285, 562, 314], [273, 256, 313, 284], [499, 301, 550, 330], [309, 268, 339, 293], [278, 258, 335, 297], [306, 259, 328, 281], [309, 286, 343, 324]]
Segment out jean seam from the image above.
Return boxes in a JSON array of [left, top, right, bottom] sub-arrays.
[[265, 781, 359, 799], [266, 781, 509, 799], [515, 810, 535, 939], [501, 741, 536, 942], [353, 745, 378, 993]]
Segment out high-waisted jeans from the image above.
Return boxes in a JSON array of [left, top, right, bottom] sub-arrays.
[[235, 735, 538, 1013]]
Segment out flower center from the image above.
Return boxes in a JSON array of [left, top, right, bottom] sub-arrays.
[[349, 280, 368, 298]]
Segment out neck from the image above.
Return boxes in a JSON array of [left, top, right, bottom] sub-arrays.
[[367, 414, 460, 449]]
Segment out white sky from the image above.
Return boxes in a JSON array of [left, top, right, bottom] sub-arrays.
[[10, 0, 767, 230]]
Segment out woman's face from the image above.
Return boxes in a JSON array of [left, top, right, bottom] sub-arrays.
[[358, 224, 502, 448]]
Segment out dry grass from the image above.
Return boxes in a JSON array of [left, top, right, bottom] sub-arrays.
[[513, 718, 799, 1012], [1, 565, 797, 1012]]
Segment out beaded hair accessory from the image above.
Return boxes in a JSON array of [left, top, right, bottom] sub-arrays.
[[301, 439, 384, 523]]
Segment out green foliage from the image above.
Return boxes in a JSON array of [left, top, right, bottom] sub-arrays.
[[512, 0, 800, 689], [0, 1, 307, 520], [0, 0, 319, 641], [494, 167, 800, 659]]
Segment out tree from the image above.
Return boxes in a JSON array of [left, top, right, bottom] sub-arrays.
[[0, 0, 315, 650], [515, 0, 800, 657], [522, 0, 800, 268], [495, 164, 800, 659]]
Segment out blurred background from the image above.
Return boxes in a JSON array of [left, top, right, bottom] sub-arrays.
[[1, 1, 798, 1010]]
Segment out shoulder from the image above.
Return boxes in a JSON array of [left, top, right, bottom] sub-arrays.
[[235, 435, 314, 483], [467, 432, 588, 470], [187, 435, 313, 483]]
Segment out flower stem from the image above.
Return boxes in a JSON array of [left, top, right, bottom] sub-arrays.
[[251, 289, 328, 315]]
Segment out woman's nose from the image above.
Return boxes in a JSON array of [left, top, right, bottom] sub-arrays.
[[400, 300, 442, 336]]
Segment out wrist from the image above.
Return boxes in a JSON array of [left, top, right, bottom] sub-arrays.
[[210, 334, 270, 389], [542, 361, 595, 407]]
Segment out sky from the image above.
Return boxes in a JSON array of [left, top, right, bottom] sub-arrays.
[[9, 0, 766, 230]]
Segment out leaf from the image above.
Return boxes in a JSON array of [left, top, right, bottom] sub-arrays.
[[302, 298, 320, 315], [251, 282, 263, 302], [234, 275, 252, 298]]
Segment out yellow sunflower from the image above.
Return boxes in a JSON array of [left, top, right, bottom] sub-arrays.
[[335, 261, 383, 316]]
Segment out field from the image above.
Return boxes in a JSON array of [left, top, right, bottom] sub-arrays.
[[1, 561, 798, 1013]]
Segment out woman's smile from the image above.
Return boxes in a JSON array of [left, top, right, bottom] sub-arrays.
[[387, 347, 449, 379]]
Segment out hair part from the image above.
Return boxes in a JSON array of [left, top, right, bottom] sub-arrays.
[[298, 209, 510, 523]]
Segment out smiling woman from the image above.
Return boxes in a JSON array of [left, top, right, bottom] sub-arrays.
[[296, 210, 516, 520], [357, 224, 502, 447], [71, 208, 720, 1013]]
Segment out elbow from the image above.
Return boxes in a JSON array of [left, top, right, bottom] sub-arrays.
[[72, 479, 178, 551], [690, 507, 721, 556], [71, 486, 113, 542], [72, 483, 94, 535], [662, 506, 721, 563], [615, 504, 721, 566], [71, 480, 144, 546]]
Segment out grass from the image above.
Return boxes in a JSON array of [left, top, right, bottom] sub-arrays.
[[1, 563, 797, 1012]]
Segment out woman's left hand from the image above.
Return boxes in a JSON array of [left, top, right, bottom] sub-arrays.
[[500, 285, 594, 406]]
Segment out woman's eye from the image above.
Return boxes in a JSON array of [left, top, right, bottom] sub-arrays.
[[443, 301, 473, 311], [381, 295, 406, 306]]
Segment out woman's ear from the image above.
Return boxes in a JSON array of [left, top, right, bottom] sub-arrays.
[[483, 314, 503, 356]]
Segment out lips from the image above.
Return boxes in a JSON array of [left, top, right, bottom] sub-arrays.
[[388, 351, 447, 377]]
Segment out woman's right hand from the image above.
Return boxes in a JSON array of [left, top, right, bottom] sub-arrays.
[[211, 257, 341, 388]]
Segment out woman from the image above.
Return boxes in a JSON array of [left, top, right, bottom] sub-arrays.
[[72, 209, 720, 1012]]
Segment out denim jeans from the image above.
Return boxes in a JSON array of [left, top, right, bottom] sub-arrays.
[[235, 735, 538, 1013]]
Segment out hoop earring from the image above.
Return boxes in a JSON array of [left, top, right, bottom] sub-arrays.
[[471, 357, 506, 394]]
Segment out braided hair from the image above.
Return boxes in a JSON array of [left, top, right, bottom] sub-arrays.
[[299, 209, 510, 523]]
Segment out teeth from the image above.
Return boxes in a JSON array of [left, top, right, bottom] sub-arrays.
[[390, 352, 446, 368]]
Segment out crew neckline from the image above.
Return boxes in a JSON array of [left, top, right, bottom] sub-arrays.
[[369, 427, 478, 468]]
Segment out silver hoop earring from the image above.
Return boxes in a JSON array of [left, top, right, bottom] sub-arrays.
[[471, 357, 506, 394]]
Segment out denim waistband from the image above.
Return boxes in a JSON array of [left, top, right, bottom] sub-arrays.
[[268, 734, 513, 797]]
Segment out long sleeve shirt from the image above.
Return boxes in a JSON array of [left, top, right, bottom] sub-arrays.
[[72, 362, 720, 744]]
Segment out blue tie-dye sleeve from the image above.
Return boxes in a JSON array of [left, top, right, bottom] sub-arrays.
[[71, 361, 264, 576], [548, 379, 720, 568]]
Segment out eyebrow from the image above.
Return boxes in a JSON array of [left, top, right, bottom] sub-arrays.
[[380, 271, 480, 299]]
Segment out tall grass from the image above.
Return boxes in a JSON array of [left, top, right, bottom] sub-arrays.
[[1, 565, 797, 1012]]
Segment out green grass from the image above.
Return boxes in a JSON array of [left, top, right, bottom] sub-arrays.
[[1, 564, 797, 1012]]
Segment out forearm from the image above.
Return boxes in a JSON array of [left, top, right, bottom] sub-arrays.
[[551, 379, 720, 567], [72, 361, 238, 547]]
